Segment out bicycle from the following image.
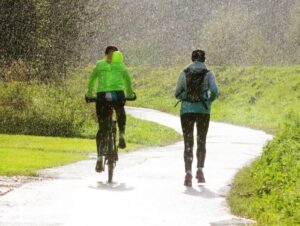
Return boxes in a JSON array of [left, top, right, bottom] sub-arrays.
[[85, 93, 136, 183]]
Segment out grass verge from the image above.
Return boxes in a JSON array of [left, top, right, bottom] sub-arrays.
[[228, 113, 300, 225], [0, 115, 180, 176]]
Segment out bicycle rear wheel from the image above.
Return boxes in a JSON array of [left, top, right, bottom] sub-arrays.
[[107, 120, 118, 183], [108, 160, 114, 183]]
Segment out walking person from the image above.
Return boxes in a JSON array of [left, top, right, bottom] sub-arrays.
[[175, 50, 219, 187]]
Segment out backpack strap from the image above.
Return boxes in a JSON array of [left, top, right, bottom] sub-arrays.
[[199, 69, 209, 110]]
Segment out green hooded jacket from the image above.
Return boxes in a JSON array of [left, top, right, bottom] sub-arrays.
[[87, 51, 134, 97]]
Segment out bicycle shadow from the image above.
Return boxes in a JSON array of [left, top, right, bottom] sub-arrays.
[[89, 181, 135, 192], [183, 185, 219, 199]]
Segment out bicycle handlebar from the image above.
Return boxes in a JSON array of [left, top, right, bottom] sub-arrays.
[[85, 92, 137, 103]]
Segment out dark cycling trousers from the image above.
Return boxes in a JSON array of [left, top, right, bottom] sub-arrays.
[[95, 98, 126, 157], [180, 113, 210, 172]]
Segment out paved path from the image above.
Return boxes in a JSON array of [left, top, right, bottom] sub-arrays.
[[0, 107, 272, 226]]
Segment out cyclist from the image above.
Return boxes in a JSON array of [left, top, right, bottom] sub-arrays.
[[86, 46, 135, 172]]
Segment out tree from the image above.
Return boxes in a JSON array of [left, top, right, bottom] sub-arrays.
[[286, 1, 300, 64], [0, 0, 114, 81], [0, 0, 37, 62], [200, 5, 272, 65], [27, 0, 88, 81]]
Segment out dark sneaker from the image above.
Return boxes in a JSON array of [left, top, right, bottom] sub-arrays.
[[119, 137, 126, 149], [95, 158, 104, 173], [196, 169, 206, 183], [184, 173, 193, 187]]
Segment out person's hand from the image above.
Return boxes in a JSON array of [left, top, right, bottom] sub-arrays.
[[127, 92, 137, 101], [85, 94, 89, 103], [85, 94, 95, 103]]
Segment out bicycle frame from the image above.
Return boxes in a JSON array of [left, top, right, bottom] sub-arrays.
[[104, 105, 118, 158], [103, 104, 118, 183], [85, 93, 136, 183]]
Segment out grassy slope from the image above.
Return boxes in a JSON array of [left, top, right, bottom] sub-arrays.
[[228, 113, 300, 225], [130, 66, 300, 133], [129, 65, 300, 225], [0, 115, 180, 176]]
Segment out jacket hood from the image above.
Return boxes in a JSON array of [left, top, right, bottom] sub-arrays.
[[112, 51, 124, 64], [186, 61, 207, 72]]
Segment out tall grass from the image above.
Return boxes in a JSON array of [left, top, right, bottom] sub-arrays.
[[228, 113, 300, 225], [0, 81, 88, 137], [129, 66, 300, 133]]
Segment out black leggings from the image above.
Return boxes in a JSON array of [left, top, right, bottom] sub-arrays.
[[95, 92, 126, 157], [180, 113, 210, 172]]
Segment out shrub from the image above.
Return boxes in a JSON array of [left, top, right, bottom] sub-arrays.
[[0, 82, 92, 137]]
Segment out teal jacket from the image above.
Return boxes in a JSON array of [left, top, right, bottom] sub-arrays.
[[175, 61, 219, 115]]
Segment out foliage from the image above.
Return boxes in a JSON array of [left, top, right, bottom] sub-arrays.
[[211, 66, 300, 133], [200, 6, 272, 65], [286, 1, 300, 64], [0, 0, 37, 62], [228, 113, 300, 225], [129, 66, 300, 133], [106, 0, 299, 66], [1, 0, 300, 81], [0, 82, 85, 137], [0, 0, 112, 81]]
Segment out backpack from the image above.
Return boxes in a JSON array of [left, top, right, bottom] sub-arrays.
[[184, 68, 209, 109]]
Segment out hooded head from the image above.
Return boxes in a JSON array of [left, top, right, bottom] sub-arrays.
[[112, 51, 124, 64], [192, 49, 206, 62], [105, 46, 118, 55], [104, 45, 118, 63]]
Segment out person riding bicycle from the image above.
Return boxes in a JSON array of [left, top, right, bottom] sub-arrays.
[[86, 46, 135, 172]]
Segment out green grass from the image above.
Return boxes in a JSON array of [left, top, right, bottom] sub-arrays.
[[0, 147, 86, 176], [129, 66, 181, 114], [0, 67, 181, 176], [129, 65, 300, 133], [0, 134, 92, 176], [228, 113, 300, 225], [0, 115, 180, 176], [127, 65, 300, 225], [211, 66, 300, 133]]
